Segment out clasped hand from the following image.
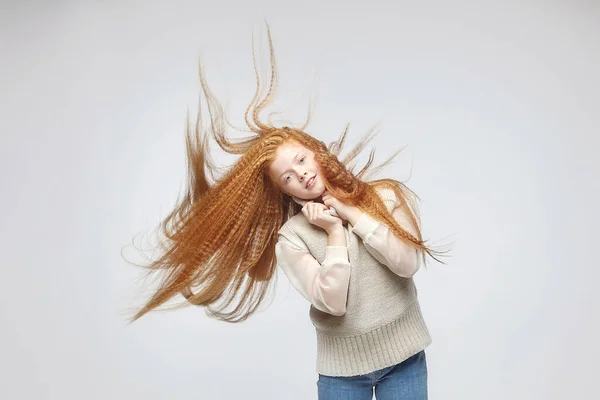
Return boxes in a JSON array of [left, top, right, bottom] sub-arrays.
[[301, 190, 361, 233], [321, 190, 357, 222]]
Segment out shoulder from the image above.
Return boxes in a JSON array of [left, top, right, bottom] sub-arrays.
[[372, 185, 399, 212], [278, 213, 308, 240], [277, 215, 311, 252], [278, 212, 305, 233]]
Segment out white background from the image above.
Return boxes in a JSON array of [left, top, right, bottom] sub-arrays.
[[1, 1, 599, 399]]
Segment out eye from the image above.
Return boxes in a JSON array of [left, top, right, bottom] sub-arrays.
[[283, 156, 306, 184]]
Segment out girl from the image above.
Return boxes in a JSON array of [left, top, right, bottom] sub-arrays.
[[127, 26, 447, 400]]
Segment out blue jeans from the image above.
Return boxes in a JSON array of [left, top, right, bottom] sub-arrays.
[[317, 350, 428, 400]]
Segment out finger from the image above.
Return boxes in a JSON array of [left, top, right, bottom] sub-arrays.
[[302, 206, 309, 220], [311, 203, 326, 217], [303, 203, 313, 220], [318, 207, 334, 220]]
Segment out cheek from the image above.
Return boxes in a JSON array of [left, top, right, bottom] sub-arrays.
[[311, 158, 320, 171]]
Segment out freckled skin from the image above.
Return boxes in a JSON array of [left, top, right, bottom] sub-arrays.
[[268, 141, 326, 200]]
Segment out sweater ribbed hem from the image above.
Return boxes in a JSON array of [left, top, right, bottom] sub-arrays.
[[315, 302, 432, 377]]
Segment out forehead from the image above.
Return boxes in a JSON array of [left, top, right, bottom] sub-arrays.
[[270, 141, 308, 171]]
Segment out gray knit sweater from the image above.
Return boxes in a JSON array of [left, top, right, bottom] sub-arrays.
[[276, 188, 432, 377]]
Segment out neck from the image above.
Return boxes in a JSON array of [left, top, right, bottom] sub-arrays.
[[292, 194, 323, 206]]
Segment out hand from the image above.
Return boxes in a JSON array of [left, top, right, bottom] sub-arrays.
[[322, 190, 360, 223], [301, 201, 343, 233]]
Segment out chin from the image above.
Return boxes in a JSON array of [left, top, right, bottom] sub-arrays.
[[295, 189, 323, 200], [294, 184, 325, 200]]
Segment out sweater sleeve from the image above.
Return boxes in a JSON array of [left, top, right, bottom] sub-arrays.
[[349, 189, 420, 277], [275, 232, 351, 316]]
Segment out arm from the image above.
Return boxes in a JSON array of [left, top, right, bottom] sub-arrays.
[[350, 207, 420, 277], [275, 232, 350, 316]]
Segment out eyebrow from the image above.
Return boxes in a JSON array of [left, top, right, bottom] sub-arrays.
[[279, 152, 301, 181]]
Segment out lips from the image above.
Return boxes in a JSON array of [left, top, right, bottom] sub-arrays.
[[305, 175, 316, 189]]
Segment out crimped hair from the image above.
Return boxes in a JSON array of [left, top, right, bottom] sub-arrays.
[[124, 24, 448, 324]]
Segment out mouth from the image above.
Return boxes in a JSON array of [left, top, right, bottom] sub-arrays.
[[305, 175, 316, 189]]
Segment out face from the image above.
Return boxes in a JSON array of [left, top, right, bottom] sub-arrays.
[[268, 140, 325, 200]]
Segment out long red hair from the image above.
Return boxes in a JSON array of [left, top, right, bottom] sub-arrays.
[[124, 24, 448, 323]]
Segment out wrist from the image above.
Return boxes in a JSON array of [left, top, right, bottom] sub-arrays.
[[326, 226, 346, 246], [326, 225, 344, 235], [346, 207, 363, 227]]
